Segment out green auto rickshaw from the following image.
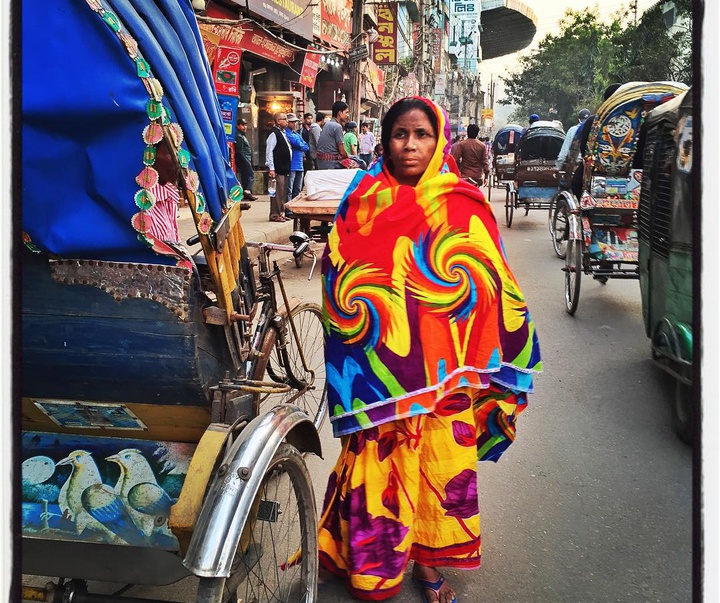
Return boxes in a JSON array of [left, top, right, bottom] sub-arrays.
[[638, 88, 695, 444]]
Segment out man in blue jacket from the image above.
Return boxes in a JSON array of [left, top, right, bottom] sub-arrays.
[[286, 114, 309, 202]]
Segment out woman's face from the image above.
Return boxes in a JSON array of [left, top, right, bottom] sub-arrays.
[[387, 108, 437, 186]]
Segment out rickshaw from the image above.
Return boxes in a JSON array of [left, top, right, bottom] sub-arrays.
[[505, 120, 565, 227], [638, 88, 695, 444], [20, 1, 325, 601], [553, 81, 688, 315], [488, 124, 523, 201]]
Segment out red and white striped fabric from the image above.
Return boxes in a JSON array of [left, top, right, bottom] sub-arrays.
[[147, 182, 181, 243]]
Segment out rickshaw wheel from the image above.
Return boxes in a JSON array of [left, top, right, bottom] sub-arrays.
[[195, 443, 318, 603], [673, 381, 693, 445], [551, 200, 569, 259], [262, 303, 328, 431], [505, 189, 515, 227], [564, 239, 582, 315]]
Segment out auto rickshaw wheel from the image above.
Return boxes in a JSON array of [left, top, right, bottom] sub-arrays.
[[505, 189, 515, 227], [551, 200, 569, 259], [565, 239, 581, 315], [195, 443, 318, 603], [673, 380, 693, 445]]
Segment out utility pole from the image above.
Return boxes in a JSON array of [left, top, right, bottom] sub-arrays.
[[348, 0, 364, 122]]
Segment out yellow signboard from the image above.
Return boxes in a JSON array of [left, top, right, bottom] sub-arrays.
[[481, 108, 494, 120]]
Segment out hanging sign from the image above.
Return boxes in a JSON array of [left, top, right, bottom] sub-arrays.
[[348, 44, 369, 62], [299, 51, 323, 88], [213, 46, 242, 96], [373, 3, 398, 65], [320, 0, 353, 49]]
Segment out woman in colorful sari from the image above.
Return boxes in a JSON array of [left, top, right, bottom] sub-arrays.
[[318, 96, 542, 603]]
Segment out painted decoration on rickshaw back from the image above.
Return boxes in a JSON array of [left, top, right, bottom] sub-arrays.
[[21, 432, 195, 550], [588, 83, 688, 177]]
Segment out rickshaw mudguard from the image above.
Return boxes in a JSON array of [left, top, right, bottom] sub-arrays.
[[182, 404, 321, 578]]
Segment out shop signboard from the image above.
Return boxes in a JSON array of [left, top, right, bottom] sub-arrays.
[[365, 59, 385, 100], [431, 28, 443, 73], [223, 0, 314, 41], [481, 108, 493, 121], [217, 94, 238, 141], [320, 0, 352, 49], [434, 73, 446, 96], [200, 22, 296, 64], [348, 44, 369, 62], [199, 28, 221, 67], [299, 51, 323, 89], [213, 46, 242, 96], [449, 0, 479, 74], [373, 3, 398, 65]]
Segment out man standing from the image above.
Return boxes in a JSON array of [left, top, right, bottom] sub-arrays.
[[301, 112, 319, 172], [316, 101, 349, 169], [286, 114, 309, 201], [358, 122, 376, 168], [235, 117, 258, 201], [343, 121, 358, 157], [265, 112, 291, 222], [451, 123, 489, 184]]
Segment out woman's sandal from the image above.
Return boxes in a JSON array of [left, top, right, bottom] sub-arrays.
[[412, 572, 457, 603]]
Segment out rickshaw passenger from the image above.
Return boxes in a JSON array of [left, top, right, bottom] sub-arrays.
[[556, 108, 591, 171]]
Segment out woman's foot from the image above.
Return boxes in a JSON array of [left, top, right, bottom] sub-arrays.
[[412, 564, 457, 603]]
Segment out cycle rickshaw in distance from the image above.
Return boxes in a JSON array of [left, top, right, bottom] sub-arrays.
[[555, 81, 688, 315], [638, 88, 695, 444], [20, 1, 325, 601], [488, 124, 523, 201], [505, 120, 565, 227]]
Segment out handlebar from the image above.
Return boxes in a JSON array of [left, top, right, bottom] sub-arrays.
[[246, 240, 318, 281]]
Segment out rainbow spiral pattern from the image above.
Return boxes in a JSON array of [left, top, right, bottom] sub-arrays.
[[322, 97, 541, 436]]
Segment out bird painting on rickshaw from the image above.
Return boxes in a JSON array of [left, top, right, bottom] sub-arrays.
[[21, 433, 192, 549]]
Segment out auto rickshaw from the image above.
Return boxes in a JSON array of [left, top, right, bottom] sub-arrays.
[[488, 124, 524, 200], [20, 1, 323, 601], [505, 120, 565, 227], [552, 81, 689, 315], [638, 88, 695, 444]]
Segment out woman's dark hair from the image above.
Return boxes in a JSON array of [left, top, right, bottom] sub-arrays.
[[380, 98, 439, 162]]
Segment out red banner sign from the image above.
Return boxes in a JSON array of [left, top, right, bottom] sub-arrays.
[[213, 46, 242, 95], [320, 0, 352, 49], [373, 3, 397, 65], [199, 22, 296, 64], [431, 28, 442, 73], [299, 51, 322, 89]]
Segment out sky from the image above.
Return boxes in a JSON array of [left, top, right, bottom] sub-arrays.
[[480, 0, 664, 92]]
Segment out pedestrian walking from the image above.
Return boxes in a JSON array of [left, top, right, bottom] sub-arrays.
[[343, 121, 358, 157], [264, 112, 291, 222], [286, 113, 309, 201], [235, 117, 258, 201], [358, 122, 376, 168], [317, 96, 541, 602], [451, 123, 490, 184], [316, 101, 349, 169]]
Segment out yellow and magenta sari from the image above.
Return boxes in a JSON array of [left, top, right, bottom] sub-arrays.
[[319, 97, 541, 600]]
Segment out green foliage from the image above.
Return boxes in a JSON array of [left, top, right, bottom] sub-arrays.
[[500, 3, 692, 129]]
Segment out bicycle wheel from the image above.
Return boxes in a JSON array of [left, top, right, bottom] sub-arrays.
[[551, 199, 569, 259], [196, 443, 318, 603], [565, 239, 582, 315], [505, 188, 514, 227], [264, 303, 328, 431]]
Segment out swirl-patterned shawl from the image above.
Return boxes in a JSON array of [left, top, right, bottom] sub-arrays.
[[322, 99, 541, 437]]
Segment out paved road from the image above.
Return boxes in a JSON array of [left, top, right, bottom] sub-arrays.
[[281, 193, 694, 602], [23, 195, 692, 602]]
